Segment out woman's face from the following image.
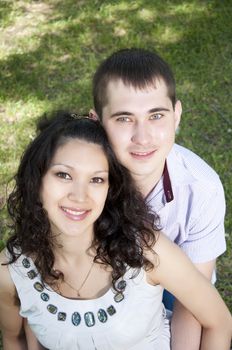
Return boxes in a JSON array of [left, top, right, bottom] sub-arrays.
[[40, 138, 109, 240]]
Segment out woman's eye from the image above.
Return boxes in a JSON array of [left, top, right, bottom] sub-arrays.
[[56, 172, 71, 180], [90, 177, 104, 184]]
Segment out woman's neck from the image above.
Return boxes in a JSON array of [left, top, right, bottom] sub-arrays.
[[53, 233, 95, 267]]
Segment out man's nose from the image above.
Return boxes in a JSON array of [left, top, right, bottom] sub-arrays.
[[131, 122, 152, 145]]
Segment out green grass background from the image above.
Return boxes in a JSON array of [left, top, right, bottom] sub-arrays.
[[0, 0, 231, 346]]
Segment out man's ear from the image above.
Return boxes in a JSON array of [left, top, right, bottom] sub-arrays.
[[89, 109, 99, 121], [174, 100, 182, 131]]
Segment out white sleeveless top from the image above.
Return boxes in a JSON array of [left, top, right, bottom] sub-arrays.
[[8, 253, 170, 350]]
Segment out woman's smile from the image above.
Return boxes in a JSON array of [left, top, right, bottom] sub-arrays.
[[60, 206, 91, 221], [40, 139, 109, 239]]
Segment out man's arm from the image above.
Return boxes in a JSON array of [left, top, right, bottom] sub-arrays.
[[171, 260, 216, 350], [170, 172, 226, 350], [147, 233, 231, 350]]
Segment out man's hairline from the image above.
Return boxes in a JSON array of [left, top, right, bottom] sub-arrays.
[[98, 77, 176, 120]]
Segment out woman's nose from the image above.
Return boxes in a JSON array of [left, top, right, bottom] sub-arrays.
[[68, 182, 87, 203]]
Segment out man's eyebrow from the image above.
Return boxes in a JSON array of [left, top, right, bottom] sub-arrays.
[[110, 111, 133, 118], [148, 107, 170, 113], [110, 107, 170, 118]]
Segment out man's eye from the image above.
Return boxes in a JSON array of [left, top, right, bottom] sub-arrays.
[[56, 172, 71, 180], [150, 113, 163, 120], [90, 177, 104, 184], [116, 116, 131, 122]]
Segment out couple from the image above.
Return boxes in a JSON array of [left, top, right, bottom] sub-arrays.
[[0, 48, 231, 349]]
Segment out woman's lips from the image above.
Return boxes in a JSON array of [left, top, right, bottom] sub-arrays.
[[61, 206, 91, 221]]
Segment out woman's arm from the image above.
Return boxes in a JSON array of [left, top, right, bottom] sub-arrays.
[[24, 319, 46, 350], [0, 249, 27, 350], [147, 233, 232, 350]]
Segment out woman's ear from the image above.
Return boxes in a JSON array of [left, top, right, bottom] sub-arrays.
[[89, 109, 99, 121]]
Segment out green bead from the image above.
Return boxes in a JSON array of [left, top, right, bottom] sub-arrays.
[[33, 282, 44, 292], [84, 312, 95, 327], [27, 270, 37, 279], [97, 309, 108, 323], [58, 312, 66, 321], [22, 258, 31, 268], [40, 292, 49, 301], [117, 280, 126, 291], [107, 305, 116, 316], [72, 312, 81, 326], [47, 304, 57, 314], [114, 292, 124, 303]]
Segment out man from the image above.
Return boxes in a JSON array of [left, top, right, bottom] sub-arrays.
[[90, 48, 226, 349]]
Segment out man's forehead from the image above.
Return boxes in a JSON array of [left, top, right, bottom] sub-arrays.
[[102, 80, 173, 118], [106, 77, 168, 94]]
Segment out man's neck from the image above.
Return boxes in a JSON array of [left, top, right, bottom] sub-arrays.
[[132, 169, 163, 198]]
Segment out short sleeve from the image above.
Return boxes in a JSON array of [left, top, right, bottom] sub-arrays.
[[179, 180, 226, 263]]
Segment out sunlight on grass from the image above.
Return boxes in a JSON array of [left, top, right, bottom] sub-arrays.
[[178, 80, 196, 95], [170, 2, 208, 15], [0, 99, 51, 181], [0, 99, 51, 120], [103, 1, 138, 13], [0, 2, 54, 57], [94, 0, 139, 22], [114, 21, 128, 37], [137, 8, 156, 22], [159, 26, 182, 44]]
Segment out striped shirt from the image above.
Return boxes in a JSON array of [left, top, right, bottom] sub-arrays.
[[146, 144, 226, 264]]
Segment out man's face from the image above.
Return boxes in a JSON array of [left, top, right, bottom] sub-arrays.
[[101, 79, 182, 188]]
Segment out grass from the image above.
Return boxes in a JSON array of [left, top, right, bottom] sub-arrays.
[[0, 0, 231, 345]]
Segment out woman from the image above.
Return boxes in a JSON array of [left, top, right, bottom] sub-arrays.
[[0, 111, 231, 350]]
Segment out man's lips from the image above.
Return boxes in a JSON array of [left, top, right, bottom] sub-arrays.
[[130, 150, 156, 159], [60, 206, 91, 221]]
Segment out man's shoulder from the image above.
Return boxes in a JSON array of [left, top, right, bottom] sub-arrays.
[[168, 144, 222, 189]]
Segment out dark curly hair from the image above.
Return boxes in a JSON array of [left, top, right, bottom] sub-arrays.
[[6, 110, 160, 288]]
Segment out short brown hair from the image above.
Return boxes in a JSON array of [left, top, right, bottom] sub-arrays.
[[92, 48, 176, 118]]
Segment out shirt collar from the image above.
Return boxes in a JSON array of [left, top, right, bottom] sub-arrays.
[[145, 162, 173, 207], [146, 144, 196, 206], [163, 161, 174, 203], [166, 144, 196, 188]]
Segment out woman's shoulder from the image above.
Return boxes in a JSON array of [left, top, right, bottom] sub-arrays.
[[144, 232, 186, 285], [0, 247, 10, 272], [145, 231, 203, 292], [145, 232, 174, 262], [0, 248, 15, 297], [0, 247, 7, 262]]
